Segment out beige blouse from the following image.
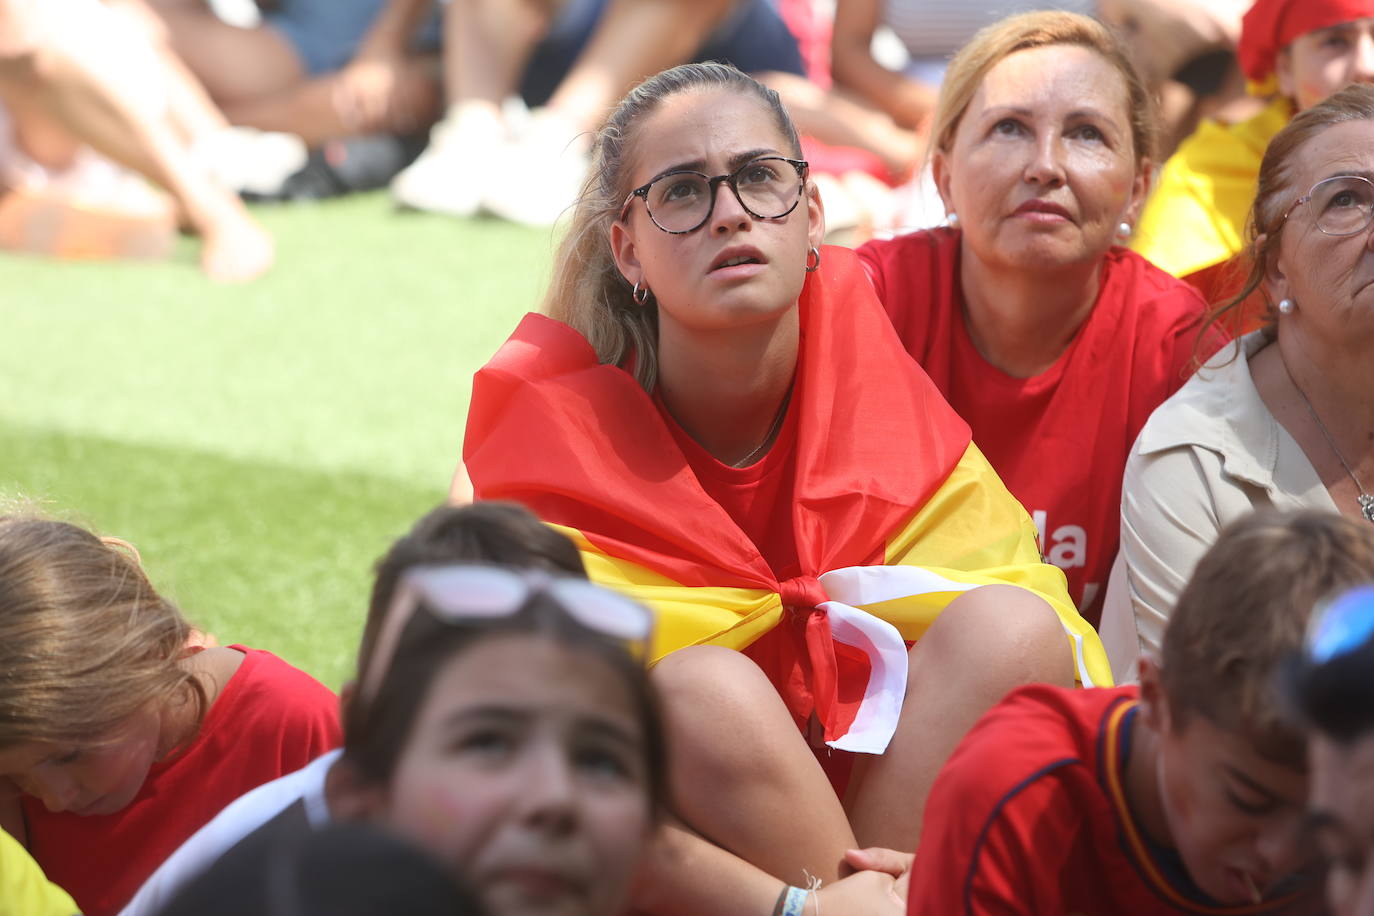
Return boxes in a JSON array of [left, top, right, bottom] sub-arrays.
[[1099, 331, 1338, 682]]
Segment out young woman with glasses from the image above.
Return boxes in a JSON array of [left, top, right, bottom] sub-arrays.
[[1104, 83, 1374, 682], [462, 62, 1110, 913]]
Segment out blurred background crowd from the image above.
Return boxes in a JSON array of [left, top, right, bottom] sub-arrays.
[[0, 0, 1251, 283]]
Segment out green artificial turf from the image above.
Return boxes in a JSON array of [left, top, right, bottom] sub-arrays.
[[0, 193, 555, 687]]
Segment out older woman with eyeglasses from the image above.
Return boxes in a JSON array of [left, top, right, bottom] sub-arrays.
[[463, 62, 1108, 913], [1101, 82, 1374, 681]]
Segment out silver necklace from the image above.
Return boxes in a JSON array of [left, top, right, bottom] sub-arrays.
[[1287, 369, 1374, 523], [730, 386, 793, 468]]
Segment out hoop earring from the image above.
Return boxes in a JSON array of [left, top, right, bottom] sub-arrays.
[[632, 279, 650, 305], [1278, 298, 1294, 315], [805, 247, 821, 273]]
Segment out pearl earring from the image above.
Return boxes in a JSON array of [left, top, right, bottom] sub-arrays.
[[1117, 221, 1132, 239], [947, 212, 960, 227], [1278, 298, 1294, 315]]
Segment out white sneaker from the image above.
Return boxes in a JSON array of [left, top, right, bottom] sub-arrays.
[[390, 103, 506, 217], [195, 126, 307, 197], [478, 109, 590, 227]]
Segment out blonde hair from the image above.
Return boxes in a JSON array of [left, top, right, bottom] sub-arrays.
[[1200, 83, 1374, 346], [0, 513, 204, 749], [543, 62, 802, 392], [931, 10, 1156, 165]]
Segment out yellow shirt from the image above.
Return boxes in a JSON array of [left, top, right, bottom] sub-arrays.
[[1, 830, 78, 916], [1132, 98, 1292, 278]]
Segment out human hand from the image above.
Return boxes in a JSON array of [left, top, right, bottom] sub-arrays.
[[332, 51, 417, 134], [816, 868, 906, 913], [842, 846, 915, 878]]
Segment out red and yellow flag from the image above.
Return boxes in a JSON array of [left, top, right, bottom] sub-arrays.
[[465, 247, 1110, 752]]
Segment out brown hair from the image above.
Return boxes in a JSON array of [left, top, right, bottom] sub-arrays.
[[543, 62, 803, 392], [345, 504, 665, 814], [1161, 510, 1374, 768], [1199, 83, 1374, 347], [344, 592, 666, 816], [0, 512, 204, 749], [931, 10, 1156, 165], [357, 501, 587, 674]]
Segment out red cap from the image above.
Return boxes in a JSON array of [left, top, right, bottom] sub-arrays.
[[1238, 0, 1374, 83]]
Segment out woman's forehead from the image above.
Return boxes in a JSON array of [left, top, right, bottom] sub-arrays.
[[628, 89, 788, 180], [971, 44, 1129, 118], [1289, 118, 1374, 186]]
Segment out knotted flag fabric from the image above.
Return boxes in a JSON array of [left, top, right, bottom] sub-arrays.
[[464, 246, 1110, 754]]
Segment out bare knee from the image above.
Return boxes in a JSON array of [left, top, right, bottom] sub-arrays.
[[917, 585, 1074, 688], [652, 646, 793, 770], [652, 645, 776, 716]]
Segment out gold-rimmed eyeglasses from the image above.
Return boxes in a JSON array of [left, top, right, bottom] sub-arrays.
[[1280, 174, 1374, 237]]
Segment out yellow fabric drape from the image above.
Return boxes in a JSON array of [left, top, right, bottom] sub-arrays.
[[553, 442, 1112, 687], [1132, 98, 1292, 279]]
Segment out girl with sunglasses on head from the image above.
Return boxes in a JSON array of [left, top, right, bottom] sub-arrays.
[[120, 501, 590, 916], [0, 510, 341, 916], [461, 62, 1111, 913], [156, 563, 664, 916]]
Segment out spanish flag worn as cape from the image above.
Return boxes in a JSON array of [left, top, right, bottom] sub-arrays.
[[464, 246, 1110, 754]]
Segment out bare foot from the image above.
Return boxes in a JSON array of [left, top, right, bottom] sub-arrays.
[[199, 208, 274, 283]]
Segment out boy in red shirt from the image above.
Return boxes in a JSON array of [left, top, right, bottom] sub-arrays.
[[911, 511, 1374, 915]]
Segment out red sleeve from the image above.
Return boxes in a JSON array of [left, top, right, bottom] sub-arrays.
[[224, 647, 342, 772], [24, 648, 340, 916], [911, 753, 1086, 916], [854, 236, 887, 304]]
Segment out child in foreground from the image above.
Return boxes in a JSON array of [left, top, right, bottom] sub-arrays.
[[118, 502, 589, 916], [0, 512, 341, 916], [910, 510, 1374, 914], [159, 559, 663, 916], [1286, 584, 1374, 916]]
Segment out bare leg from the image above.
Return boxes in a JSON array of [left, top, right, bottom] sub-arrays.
[[761, 71, 924, 180], [444, 0, 554, 110], [142, 0, 306, 107], [845, 585, 1076, 848], [390, 0, 554, 214], [223, 58, 441, 145], [0, 0, 273, 281], [652, 645, 856, 883], [545, 0, 735, 131]]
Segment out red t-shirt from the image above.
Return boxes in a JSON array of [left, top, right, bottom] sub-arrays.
[[912, 684, 1320, 915], [659, 385, 863, 794], [857, 228, 1221, 623], [657, 385, 803, 581], [22, 646, 341, 916]]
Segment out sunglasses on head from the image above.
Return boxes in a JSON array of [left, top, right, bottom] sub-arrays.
[[360, 565, 654, 704]]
